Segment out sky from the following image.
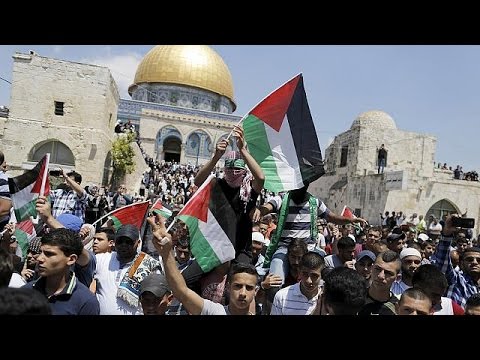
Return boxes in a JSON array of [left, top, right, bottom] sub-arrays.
[[0, 45, 479, 173]]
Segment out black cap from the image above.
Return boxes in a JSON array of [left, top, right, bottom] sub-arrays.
[[140, 273, 170, 298], [115, 224, 139, 241]]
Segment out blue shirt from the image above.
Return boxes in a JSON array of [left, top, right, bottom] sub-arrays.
[[24, 272, 99, 315]]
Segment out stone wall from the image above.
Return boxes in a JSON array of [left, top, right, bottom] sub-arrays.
[[2, 52, 119, 187]]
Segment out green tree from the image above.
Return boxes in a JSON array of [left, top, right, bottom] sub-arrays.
[[111, 132, 136, 184]]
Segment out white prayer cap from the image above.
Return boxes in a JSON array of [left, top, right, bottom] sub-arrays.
[[400, 247, 422, 260], [252, 231, 266, 245]]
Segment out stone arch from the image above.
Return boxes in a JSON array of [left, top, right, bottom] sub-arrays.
[[29, 139, 75, 166], [425, 199, 460, 222], [156, 125, 183, 162]]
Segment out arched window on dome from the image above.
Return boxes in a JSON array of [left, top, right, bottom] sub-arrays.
[[30, 140, 75, 167]]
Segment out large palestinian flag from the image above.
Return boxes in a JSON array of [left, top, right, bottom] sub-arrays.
[[8, 154, 50, 222], [177, 174, 236, 273], [243, 74, 325, 192], [151, 199, 173, 219], [93, 200, 150, 231]]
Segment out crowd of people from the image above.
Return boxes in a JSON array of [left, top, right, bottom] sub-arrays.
[[1, 127, 480, 316]]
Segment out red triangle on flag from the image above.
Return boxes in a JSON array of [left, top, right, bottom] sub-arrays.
[[30, 157, 50, 195], [250, 74, 301, 132], [177, 179, 212, 223], [341, 206, 356, 219], [111, 201, 150, 230]]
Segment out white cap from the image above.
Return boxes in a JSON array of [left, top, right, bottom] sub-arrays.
[[252, 231, 266, 245], [417, 233, 429, 242], [400, 247, 422, 260]]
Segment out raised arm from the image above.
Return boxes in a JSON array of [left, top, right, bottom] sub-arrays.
[[194, 139, 227, 187], [326, 212, 367, 227], [234, 125, 265, 194], [148, 214, 205, 315], [61, 168, 86, 198]]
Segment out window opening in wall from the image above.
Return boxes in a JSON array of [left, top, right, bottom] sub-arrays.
[[340, 146, 348, 167], [54, 101, 64, 116]]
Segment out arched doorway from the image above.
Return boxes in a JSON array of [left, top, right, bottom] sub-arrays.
[[426, 199, 459, 222], [163, 137, 181, 163]]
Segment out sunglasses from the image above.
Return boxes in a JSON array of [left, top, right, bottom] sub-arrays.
[[115, 237, 135, 246]]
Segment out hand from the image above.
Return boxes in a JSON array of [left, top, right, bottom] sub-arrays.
[[147, 213, 173, 256], [79, 225, 90, 239], [344, 260, 356, 269], [261, 273, 283, 289], [352, 217, 368, 227], [232, 125, 245, 150], [251, 207, 262, 223], [21, 268, 35, 281], [35, 195, 53, 222], [443, 215, 460, 237], [215, 139, 229, 157]]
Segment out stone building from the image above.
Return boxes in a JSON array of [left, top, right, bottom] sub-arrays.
[[117, 45, 241, 166], [309, 110, 480, 236], [0, 51, 119, 186], [1, 45, 241, 191]]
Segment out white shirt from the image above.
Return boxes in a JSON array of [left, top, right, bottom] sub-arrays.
[[271, 282, 320, 315], [94, 252, 143, 315]]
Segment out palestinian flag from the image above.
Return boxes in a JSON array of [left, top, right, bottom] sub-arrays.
[[341, 206, 356, 219], [151, 199, 173, 219], [8, 154, 50, 222], [177, 174, 236, 273], [341, 205, 362, 233], [93, 201, 150, 231], [243, 74, 325, 192], [14, 219, 37, 257]]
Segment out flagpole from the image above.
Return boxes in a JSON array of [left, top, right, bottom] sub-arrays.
[[163, 173, 215, 233], [225, 73, 302, 143], [39, 153, 50, 197], [91, 200, 151, 228]]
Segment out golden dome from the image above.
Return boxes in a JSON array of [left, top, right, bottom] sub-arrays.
[[130, 45, 235, 106]]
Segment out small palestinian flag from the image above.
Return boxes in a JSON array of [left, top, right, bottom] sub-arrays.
[[341, 206, 356, 219], [14, 219, 37, 257], [8, 154, 50, 222], [243, 74, 325, 192], [151, 199, 173, 219], [177, 174, 236, 273], [93, 201, 150, 231]]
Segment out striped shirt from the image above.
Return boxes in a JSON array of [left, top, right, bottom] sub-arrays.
[[270, 282, 320, 315], [0, 172, 11, 227], [434, 236, 479, 308], [269, 195, 329, 248]]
